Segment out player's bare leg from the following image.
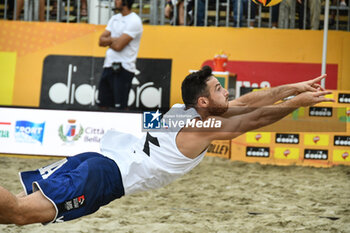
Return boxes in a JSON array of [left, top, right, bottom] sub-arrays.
[[16, 191, 26, 198], [0, 186, 55, 225]]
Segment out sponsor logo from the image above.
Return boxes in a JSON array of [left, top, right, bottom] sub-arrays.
[[246, 147, 270, 157], [333, 149, 350, 162], [304, 149, 328, 160], [0, 122, 11, 139], [83, 127, 105, 143], [58, 119, 84, 143], [275, 133, 299, 144], [60, 195, 86, 211], [207, 143, 229, 155], [309, 107, 332, 117], [304, 134, 329, 146], [274, 147, 299, 160], [334, 135, 350, 146], [255, 133, 262, 141], [313, 136, 320, 144], [338, 93, 350, 104], [40, 56, 171, 111], [15, 121, 45, 144], [246, 132, 271, 143]]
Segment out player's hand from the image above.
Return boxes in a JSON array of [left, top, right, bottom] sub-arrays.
[[292, 90, 335, 107], [291, 74, 327, 94]]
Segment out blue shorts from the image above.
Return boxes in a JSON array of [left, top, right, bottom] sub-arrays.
[[19, 152, 125, 224]]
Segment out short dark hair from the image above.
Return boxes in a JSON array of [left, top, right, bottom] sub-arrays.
[[181, 66, 213, 107], [123, 0, 134, 9]]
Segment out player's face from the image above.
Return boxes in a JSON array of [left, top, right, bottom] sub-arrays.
[[206, 76, 229, 115]]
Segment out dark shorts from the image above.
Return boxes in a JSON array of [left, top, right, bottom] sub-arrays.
[[97, 66, 134, 109], [19, 152, 125, 224]]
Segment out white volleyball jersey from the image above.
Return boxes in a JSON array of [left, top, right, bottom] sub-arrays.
[[100, 104, 206, 195]]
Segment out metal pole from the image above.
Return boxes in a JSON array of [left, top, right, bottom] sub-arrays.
[[321, 0, 330, 88], [77, 0, 81, 23], [248, 0, 251, 27], [225, 0, 229, 26], [67, 0, 71, 23], [348, 3, 350, 31], [303, 0, 307, 29], [258, 4, 261, 27], [98, 0, 101, 24], [237, 0, 241, 27], [46, 0, 49, 21], [14, 0, 17, 20], [184, 0, 188, 26], [173, 0, 177, 25], [194, 0, 198, 26], [4, 0, 8, 19], [215, 0, 219, 26], [160, 0, 165, 25], [57, 0, 61, 22], [109, 0, 112, 21], [268, 5, 272, 28], [204, 0, 208, 26], [336, 0, 339, 30]]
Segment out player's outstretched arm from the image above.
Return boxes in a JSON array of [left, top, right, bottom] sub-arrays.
[[223, 75, 327, 118], [212, 90, 334, 140]]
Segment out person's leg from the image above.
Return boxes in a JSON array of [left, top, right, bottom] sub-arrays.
[[39, 0, 45, 21], [0, 186, 55, 225], [113, 68, 134, 110], [271, 4, 280, 28], [97, 68, 115, 108], [278, 0, 288, 28], [232, 0, 243, 27], [309, 0, 321, 30], [196, 0, 205, 26], [15, 0, 24, 20], [178, 1, 185, 25]]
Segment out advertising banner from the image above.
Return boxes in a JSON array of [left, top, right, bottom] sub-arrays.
[[0, 107, 142, 156], [39, 55, 171, 111]]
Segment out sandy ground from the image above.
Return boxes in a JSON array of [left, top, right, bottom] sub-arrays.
[[0, 155, 349, 233]]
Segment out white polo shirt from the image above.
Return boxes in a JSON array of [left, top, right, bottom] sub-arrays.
[[103, 12, 143, 73]]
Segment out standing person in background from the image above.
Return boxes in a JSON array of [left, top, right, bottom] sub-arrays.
[[297, 0, 321, 30], [271, 3, 280, 28], [278, 0, 296, 29], [98, 0, 143, 110], [15, 0, 45, 21]]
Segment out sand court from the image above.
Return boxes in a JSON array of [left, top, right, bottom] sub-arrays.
[[0, 155, 349, 232]]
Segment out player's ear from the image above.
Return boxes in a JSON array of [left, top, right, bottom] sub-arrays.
[[197, 96, 209, 107]]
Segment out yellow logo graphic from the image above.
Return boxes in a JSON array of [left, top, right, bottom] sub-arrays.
[[333, 150, 350, 162], [246, 132, 271, 143], [274, 148, 299, 160], [304, 134, 329, 146]]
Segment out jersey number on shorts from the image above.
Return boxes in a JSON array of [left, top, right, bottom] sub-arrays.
[[38, 158, 68, 179], [143, 132, 160, 156]]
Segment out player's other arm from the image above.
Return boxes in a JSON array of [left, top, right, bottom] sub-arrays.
[[223, 75, 327, 117], [210, 90, 334, 141]]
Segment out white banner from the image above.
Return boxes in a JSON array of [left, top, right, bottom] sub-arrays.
[[0, 107, 143, 156]]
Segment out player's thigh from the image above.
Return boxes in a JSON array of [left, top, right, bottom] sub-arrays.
[[17, 191, 55, 225]]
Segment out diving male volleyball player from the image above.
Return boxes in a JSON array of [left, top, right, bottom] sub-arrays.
[[0, 66, 334, 225]]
